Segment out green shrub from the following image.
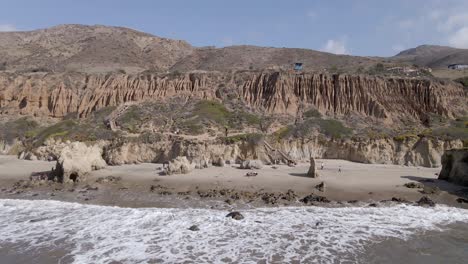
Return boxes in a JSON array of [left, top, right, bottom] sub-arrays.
[[315, 119, 352, 138], [304, 108, 322, 119], [0, 117, 40, 144], [194, 100, 232, 125], [272, 126, 292, 142], [393, 133, 419, 141], [33, 120, 77, 146]]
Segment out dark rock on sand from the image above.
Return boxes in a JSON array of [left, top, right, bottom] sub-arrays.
[[96, 176, 122, 184], [391, 197, 410, 203], [417, 196, 436, 207], [188, 225, 200, 231], [300, 194, 330, 204], [421, 186, 441, 195], [226, 211, 244, 220], [315, 182, 326, 192], [281, 189, 298, 201], [198, 189, 219, 198], [404, 182, 424, 189]]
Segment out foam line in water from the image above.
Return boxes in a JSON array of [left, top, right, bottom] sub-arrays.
[[0, 199, 467, 263]]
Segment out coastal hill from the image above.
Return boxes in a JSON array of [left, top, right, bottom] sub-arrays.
[[393, 45, 468, 68], [0, 24, 467, 169], [2, 24, 467, 74]]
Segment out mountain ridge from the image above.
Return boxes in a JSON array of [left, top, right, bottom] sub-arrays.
[[0, 24, 467, 74]]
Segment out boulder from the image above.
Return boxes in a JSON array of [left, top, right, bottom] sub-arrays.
[[226, 211, 244, 220], [300, 194, 330, 204], [404, 182, 424, 189], [307, 157, 318, 178], [165, 156, 194, 175], [416, 196, 436, 207], [188, 225, 200, 231], [52, 142, 106, 183], [438, 149, 468, 186], [240, 160, 263, 169], [212, 157, 225, 167], [315, 182, 326, 192]]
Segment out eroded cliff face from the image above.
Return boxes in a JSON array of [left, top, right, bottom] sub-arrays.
[[22, 136, 460, 168], [241, 73, 466, 121], [1, 72, 466, 123], [102, 137, 463, 167], [0, 73, 217, 118]]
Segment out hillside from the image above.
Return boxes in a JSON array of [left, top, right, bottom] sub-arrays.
[[0, 24, 194, 74], [0, 24, 383, 74], [393, 45, 468, 68]]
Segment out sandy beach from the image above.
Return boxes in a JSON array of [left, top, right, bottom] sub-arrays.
[[0, 155, 467, 209]]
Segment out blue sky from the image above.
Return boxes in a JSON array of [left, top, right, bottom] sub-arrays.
[[1, 0, 468, 56]]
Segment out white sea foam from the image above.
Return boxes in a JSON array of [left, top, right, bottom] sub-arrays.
[[0, 199, 467, 263]]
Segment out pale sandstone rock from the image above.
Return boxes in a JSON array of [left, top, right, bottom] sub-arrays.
[[166, 156, 194, 175], [53, 142, 106, 183], [439, 149, 468, 186], [240, 160, 263, 169]]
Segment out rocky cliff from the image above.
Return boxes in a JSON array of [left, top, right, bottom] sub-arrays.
[[1, 72, 465, 123], [19, 136, 462, 168], [439, 148, 468, 186]]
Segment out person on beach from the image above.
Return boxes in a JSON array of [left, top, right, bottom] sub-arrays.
[[338, 166, 342, 173], [320, 162, 324, 170]]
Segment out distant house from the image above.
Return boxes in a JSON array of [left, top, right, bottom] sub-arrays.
[[448, 64, 468, 70], [294, 62, 303, 71]]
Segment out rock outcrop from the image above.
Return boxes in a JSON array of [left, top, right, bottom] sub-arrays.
[[307, 157, 318, 178], [439, 149, 468, 186], [52, 142, 107, 183], [165, 156, 194, 175], [101, 136, 461, 168], [1, 72, 465, 123], [240, 159, 263, 169]]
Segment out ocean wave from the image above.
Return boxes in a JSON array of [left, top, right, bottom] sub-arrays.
[[0, 199, 467, 263]]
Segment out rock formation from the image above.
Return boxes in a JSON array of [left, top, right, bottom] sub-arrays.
[[0, 72, 465, 123], [240, 159, 263, 169], [438, 149, 468, 186], [98, 136, 463, 168], [165, 156, 194, 175], [52, 142, 107, 183], [307, 157, 318, 178]]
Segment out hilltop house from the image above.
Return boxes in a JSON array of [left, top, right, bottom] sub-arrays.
[[448, 64, 468, 70]]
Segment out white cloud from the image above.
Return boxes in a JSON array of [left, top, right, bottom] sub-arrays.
[[449, 27, 468, 48], [322, 39, 347, 54], [438, 13, 468, 32], [0, 24, 16, 32], [392, 44, 405, 52]]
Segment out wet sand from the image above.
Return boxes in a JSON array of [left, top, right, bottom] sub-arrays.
[[0, 155, 467, 208]]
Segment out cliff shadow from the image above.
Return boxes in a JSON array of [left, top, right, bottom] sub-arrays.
[[401, 175, 468, 198], [288, 172, 310, 178]]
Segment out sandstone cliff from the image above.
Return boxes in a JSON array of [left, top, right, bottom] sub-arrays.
[[439, 148, 468, 186], [101, 136, 461, 168], [1, 72, 465, 124]]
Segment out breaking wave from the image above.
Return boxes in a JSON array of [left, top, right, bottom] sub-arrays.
[[0, 199, 467, 263]]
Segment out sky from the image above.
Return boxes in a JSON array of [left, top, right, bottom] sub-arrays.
[[1, 0, 468, 56]]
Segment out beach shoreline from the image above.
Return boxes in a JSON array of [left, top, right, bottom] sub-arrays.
[[1, 155, 467, 209]]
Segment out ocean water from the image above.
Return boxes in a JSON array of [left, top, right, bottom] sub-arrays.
[[0, 199, 467, 264]]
